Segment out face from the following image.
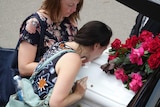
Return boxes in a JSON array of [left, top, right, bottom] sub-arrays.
[[88, 45, 107, 62], [60, 0, 80, 17]]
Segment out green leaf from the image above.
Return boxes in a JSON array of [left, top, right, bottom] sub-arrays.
[[145, 64, 154, 74], [123, 57, 131, 65], [112, 57, 124, 66]]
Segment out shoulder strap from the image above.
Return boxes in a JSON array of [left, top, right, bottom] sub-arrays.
[[37, 49, 74, 72], [29, 49, 74, 81]]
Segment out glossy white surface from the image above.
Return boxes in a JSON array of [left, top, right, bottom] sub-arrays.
[[70, 49, 135, 107]]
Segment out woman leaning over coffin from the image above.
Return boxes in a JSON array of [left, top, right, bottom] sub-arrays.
[[31, 21, 112, 107]]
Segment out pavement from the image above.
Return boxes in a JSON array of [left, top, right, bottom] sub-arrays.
[[0, 0, 138, 48]]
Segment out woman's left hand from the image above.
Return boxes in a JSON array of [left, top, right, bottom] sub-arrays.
[[73, 77, 88, 98]]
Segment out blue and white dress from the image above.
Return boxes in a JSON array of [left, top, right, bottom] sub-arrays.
[[32, 42, 73, 99]]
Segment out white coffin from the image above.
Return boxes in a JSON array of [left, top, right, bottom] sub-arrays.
[[70, 49, 135, 107]]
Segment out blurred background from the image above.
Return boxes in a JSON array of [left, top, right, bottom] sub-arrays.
[[0, 0, 138, 48]]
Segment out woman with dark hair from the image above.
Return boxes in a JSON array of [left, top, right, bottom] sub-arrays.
[[31, 21, 112, 106]]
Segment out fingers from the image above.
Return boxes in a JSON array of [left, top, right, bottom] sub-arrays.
[[81, 56, 88, 66], [81, 77, 88, 84], [75, 77, 88, 89], [77, 77, 88, 84], [76, 77, 88, 92], [82, 76, 88, 80], [73, 77, 88, 97], [72, 77, 88, 93]]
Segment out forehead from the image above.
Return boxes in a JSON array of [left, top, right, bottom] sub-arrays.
[[61, 0, 80, 4]]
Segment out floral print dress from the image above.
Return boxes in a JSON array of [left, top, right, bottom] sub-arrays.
[[19, 12, 77, 57]]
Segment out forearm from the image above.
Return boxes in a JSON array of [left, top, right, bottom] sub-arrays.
[[49, 92, 83, 107], [49, 77, 87, 107]]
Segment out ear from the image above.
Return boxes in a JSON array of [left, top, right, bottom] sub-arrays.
[[93, 43, 101, 49]]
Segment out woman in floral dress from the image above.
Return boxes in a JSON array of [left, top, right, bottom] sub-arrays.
[[18, 0, 83, 77]]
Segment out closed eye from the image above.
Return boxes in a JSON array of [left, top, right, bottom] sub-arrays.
[[68, 4, 74, 7]]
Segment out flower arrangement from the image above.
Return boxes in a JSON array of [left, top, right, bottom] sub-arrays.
[[101, 30, 160, 93]]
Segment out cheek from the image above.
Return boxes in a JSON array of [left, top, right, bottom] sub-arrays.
[[62, 9, 72, 17], [88, 47, 106, 61], [88, 51, 103, 61], [95, 48, 106, 58], [61, 6, 69, 14], [96, 52, 103, 59], [97, 47, 106, 55], [61, 8, 66, 14]]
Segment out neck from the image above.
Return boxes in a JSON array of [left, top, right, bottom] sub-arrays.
[[65, 42, 90, 61], [65, 42, 79, 51]]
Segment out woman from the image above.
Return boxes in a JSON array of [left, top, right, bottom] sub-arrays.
[[32, 21, 112, 106], [18, 0, 83, 77]]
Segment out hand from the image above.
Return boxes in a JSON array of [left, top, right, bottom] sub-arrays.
[[73, 77, 88, 98], [81, 56, 88, 66], [100, 62, 115, 74]]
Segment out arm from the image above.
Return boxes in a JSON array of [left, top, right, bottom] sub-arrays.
[[18, 16, 41, 77], [18, 41, 38, 77], [49, 52, 87, 107]]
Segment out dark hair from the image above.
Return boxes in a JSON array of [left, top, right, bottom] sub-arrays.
[[74, 21, 112, 46]]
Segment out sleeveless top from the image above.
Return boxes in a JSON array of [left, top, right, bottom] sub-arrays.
[[32, 42, 73, 99], [19, 12, 77, 57]]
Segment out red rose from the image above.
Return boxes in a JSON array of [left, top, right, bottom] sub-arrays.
[[148, 37, 160, 53], [139, 30, 153, 42], [123, 36, 139, 49], [148, 52, 160, 69], [111, 38, 121, 50]]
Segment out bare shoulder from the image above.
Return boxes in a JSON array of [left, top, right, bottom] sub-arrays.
[[60, 52, 81, 64], [56, 52, 82, 73]]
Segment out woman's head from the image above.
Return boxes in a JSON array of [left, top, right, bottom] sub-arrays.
[[40, 0, 83, 22], [74, 21, 112, 47], [74, 21, 112, 61]]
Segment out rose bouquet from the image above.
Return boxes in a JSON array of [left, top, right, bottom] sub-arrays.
[[101, 30, 160, 93]]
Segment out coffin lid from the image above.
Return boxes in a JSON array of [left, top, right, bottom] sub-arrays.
[[116, 0, 160, 22]]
